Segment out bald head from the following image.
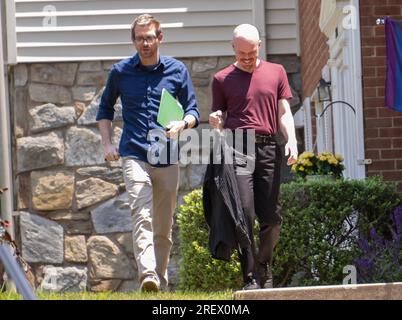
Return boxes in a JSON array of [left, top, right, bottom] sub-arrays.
[[231, 24, 261, 72], [233, 24, 260, 43]]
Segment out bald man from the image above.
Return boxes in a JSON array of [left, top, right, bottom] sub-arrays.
[[209, 24, 298, 290]]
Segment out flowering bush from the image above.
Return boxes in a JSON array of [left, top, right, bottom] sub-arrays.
[[291, 151, 345, 179], [355, 206, 402, 283]]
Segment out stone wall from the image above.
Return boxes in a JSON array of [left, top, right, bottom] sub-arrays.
[[10, 55, 301, 292]]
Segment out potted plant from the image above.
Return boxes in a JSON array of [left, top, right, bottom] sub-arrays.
[[291, 151, 345, 180]]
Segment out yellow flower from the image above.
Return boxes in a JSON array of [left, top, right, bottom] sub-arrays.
[[292, 151, 344, 179], [328, 158, 338, 165], [304, 152, 314, 158], [299, 151, 314, 160], [335, 154, 344, 162]]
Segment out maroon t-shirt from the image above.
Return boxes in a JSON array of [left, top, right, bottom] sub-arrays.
[[212, 60, 292, 135]]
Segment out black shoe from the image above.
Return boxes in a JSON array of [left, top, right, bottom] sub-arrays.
[[262, 277, 273, 289], [242, 278, 261, 291], [258, 263, 274, 289]]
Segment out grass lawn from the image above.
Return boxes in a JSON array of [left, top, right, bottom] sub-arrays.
[[0, 290, 234, 300]]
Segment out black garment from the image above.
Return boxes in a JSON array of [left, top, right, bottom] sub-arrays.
[[203, 154, 251, 261], [234, 133, 283, 283]]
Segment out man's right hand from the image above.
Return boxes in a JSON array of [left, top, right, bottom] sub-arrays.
[[103, 143, 120, 162], [209, 110, 224, 130]]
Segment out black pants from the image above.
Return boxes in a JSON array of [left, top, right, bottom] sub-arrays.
[[233, 136, 283, 282]]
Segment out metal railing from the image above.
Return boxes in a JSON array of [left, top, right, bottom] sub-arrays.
[[1, 188, 37, 300], [0, 244, 37, 300]]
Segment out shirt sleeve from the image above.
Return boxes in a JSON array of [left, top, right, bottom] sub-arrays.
[[278, 66, 293, 101], [96, 66, 120, 121], [212, 76, 227, 112], [177, 64, 200, 128]]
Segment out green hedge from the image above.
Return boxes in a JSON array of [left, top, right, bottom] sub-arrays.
[[177, 177, 402, 290], [176, 189, 242, 291]]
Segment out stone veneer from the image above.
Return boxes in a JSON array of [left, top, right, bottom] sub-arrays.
[[10, 56, 301, 292]]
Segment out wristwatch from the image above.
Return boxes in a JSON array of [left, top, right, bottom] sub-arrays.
[[183, 119, 189, 130]]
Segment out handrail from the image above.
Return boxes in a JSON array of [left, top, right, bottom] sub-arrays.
[[0, 244, 37, 300], [1, 189, 37, 300]]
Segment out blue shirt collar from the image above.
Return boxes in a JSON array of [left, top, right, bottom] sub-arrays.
[[131, 53, 166, 70]]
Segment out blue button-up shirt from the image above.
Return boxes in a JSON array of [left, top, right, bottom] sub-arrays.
[[96, 54, 200, 166]]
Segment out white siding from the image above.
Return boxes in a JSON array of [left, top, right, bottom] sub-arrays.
[[265, 0, 299, 55], [12, 0, 252, 62], [10, 0, 300, 62]]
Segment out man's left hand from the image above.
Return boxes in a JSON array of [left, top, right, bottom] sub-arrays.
[[285, 140, 298, 166], [165, 120, 185, 139]]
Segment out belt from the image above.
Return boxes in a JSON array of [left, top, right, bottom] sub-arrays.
[[255, 133, 277, 144], [230, 130, 278, 144]]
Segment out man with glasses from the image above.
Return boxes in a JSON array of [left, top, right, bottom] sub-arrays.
[[209, 24, 298, 290], [96, 14, 199, 292]]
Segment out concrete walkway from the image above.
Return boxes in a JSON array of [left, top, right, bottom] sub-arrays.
[[234, 283, 402, 300]]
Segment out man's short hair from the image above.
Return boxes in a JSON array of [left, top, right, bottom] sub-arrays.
[[233, 24, 260, 42], [131, 14, 162, 42]]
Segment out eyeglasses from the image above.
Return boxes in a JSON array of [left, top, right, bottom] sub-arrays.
[[134, 35, 157, 44]]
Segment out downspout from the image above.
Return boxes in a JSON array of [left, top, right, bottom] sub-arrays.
[[295, 0, 301, 56], [252, 0, 267, 59], [350, 0, 366, 179], [5, 0, 17, 65], [0, 0, 15, 239]]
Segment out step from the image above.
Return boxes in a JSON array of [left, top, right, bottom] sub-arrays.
[[234, 283, 402, 300]]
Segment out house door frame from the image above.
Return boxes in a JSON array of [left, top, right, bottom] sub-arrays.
[[319, 0, 366, 179]]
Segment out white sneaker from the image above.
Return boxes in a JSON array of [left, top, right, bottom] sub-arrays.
[[140, 276, 160, 293]]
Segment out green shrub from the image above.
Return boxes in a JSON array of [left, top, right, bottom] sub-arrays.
[[277, 177, 401, 287], [177, 177, 402, 290], [176, 189, 242, 291]]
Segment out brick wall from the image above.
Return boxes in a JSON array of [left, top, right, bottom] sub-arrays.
[[299, 0, 330, 148], [360, 1, 402, 191], [299, 0, 330, 100]]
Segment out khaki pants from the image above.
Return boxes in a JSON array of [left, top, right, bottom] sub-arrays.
[[122, 158, 179, 289]]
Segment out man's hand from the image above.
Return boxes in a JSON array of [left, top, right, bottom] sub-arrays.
[[285, 139, 298, 166], [166, 120, 185, 139], [103, 143, 120, 162], [209, 110, 224, 130]]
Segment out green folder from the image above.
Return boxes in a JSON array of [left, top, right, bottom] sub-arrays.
[[157, 88, 184, 128]]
